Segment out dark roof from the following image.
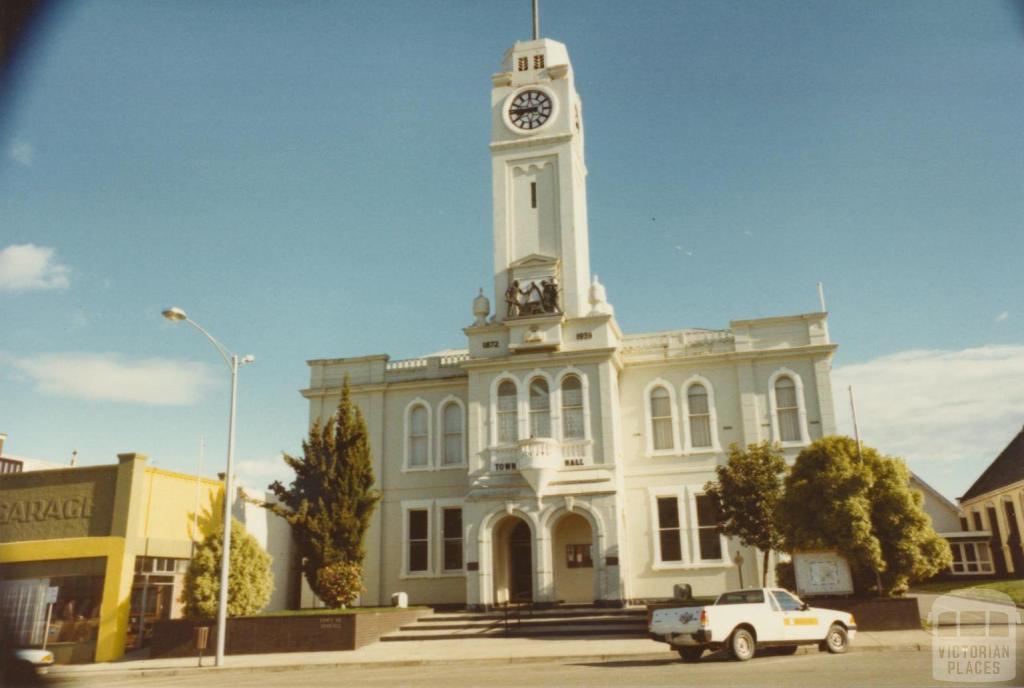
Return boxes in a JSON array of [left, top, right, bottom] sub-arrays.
[[960, 426, 1024, 501]]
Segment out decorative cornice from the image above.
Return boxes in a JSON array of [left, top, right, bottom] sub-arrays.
[[458, 346, 618, 371], [729, 311, 827, 327], [621, 343, 838, 369], [490, 132, 573, 153]]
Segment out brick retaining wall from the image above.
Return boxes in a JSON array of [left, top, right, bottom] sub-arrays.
[[151, 608, 427, 658]]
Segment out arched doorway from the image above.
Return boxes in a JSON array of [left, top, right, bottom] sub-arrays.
[[552, 513, 594, 603], [491, 516, 533, 603]]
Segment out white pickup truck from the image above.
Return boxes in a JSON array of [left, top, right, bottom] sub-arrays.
[[649, 587, 857, 662]]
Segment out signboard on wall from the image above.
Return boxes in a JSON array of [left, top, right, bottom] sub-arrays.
[[793, 550, 854, 597], [0, 466, 117, 543]]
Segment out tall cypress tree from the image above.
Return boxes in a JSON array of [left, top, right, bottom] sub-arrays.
[[259, 377, 380, 603]]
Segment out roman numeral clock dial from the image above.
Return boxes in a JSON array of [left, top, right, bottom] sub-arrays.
[[508, 90, 553, 130]]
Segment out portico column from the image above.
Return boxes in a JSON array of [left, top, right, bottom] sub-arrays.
[[535, 527, 555, 603]]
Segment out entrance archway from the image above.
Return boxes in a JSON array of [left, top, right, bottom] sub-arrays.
[[552, 513, 594, 603], [491, 516, 533, 603]]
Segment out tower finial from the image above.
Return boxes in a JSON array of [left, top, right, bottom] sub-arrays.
[[532, 0, 539, 40]]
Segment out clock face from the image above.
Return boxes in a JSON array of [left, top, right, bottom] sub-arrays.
[[508, 90, 553, 131]]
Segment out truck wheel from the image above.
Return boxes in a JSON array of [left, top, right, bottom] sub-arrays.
[[677, 647, 703, 663], [729, 628, 756, 662], [823, 624, 848, 654]]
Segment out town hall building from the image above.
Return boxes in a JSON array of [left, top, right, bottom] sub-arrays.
[[301, 34, 838, 609]]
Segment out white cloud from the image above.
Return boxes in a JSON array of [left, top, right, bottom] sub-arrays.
[[10, 352, 213, 405], [235, 454, 292, 490], [995, 311, 1009, 323], [832, 345, 1024, 472], [0, 244, 70, 292], [9, 139, 33, 166]]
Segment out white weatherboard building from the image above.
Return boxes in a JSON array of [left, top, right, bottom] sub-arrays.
[[301, 36, 838, 609]]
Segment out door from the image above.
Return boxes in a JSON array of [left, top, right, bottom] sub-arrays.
[[772, 589, 822, 642], [509, 521, 533, 602]]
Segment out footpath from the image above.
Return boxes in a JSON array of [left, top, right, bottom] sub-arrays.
[[47, 630, 933, 683]]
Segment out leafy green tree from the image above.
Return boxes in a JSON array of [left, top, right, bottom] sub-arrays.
[[776, 435, 952, 596], [183, 517, 273, 619], [704, 441, 787, 586], [258, 377, 381, 606]]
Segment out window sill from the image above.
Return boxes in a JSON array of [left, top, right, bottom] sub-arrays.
[[439, 570, 466, 578], [437, 464, 467, 471], [652, 561, 730, 571], [683, 447, 721, 456], [645, 449, 682, 459], [778, 440, 808, 449], [400, 571, 434, 580], [402, 466, 433, 473]]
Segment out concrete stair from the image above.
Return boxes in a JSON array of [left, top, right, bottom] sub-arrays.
[[381, 604, 648, 641]]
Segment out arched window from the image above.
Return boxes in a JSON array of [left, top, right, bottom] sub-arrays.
[[650, 386, 674, 451], [529, 377, 551, 438], [497, 380, 518, 444], [561, 375, 584, 440], [441, 402, 464, 466], [774, 376, 800, 442], [687, 383, 712, 449], [408, 404, 429, 468]]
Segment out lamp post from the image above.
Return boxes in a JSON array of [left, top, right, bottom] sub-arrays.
[[161, 307, 254, 667]]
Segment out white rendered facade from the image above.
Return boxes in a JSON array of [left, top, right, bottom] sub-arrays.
[[301, 38, 838, 608]]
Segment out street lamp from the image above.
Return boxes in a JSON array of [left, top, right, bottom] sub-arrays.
[[161, 307, 254, 667]]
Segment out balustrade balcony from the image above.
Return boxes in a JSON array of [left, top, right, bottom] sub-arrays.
[[489, 438, 592, 473]]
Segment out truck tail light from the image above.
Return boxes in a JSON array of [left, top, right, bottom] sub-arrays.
[[699, 609, 709, 628]]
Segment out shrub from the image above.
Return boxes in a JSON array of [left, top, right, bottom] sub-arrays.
[[775, 559, 796, 591], [315, 561, 365, 608], [183, 517, 273, 619]]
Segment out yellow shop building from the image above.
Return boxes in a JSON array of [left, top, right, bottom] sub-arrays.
[[0, 453, 227, 663]]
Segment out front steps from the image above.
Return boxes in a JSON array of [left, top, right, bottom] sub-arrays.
[[381, 604, 648, 641]]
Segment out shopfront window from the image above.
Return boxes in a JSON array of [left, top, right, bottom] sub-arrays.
[[0, 572, 104, 647]]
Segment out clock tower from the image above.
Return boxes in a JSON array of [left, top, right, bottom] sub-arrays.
[[489, 38, 592, 324]]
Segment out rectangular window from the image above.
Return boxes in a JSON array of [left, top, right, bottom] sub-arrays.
[[408, 509, 429, 573], [517, 56, 528, 71], [533, 54, 544, 69], [695, 494, 723, 560], [951, 542, 995, 575], [951, 543, 965, 573], [530, 182, 537, 209], [977, 542, 994, 573], [973, 511, 984, 531], [442, 508, 463, 571], [960, 516, 969, 531], [565, 544, 593, 568], [657, 496, 682, 562]]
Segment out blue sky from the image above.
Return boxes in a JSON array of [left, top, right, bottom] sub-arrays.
[[1, 1, 1021, 501]]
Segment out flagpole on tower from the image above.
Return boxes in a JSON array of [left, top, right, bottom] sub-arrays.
[[532, 0, 540, 40]]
